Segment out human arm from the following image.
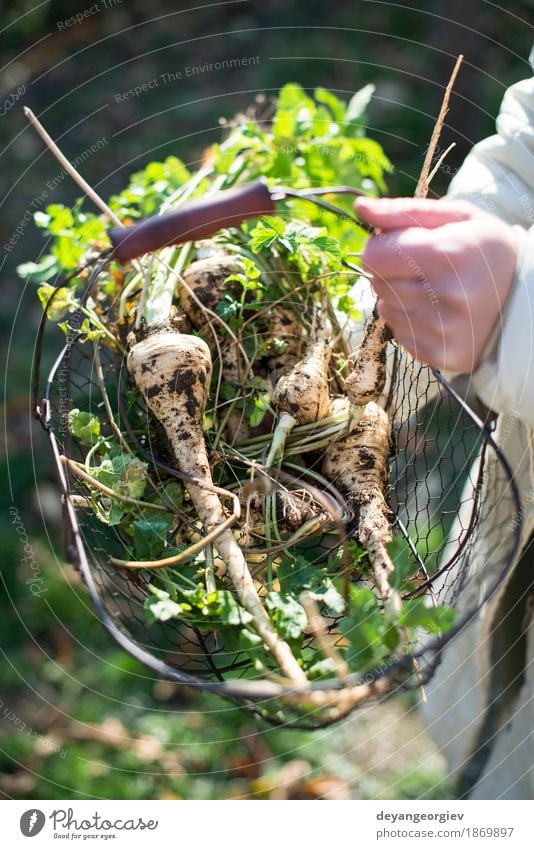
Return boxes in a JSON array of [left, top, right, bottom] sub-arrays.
[[355, 67, 534, 426]]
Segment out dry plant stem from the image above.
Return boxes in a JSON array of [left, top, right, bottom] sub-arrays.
[[61, 456, 168, 512], [24, 107, 122, 228], [283, 673, 394, 722], [301, 594, 350, 681], [128, 329, 307, 685], [24, 107, 146, 308], [411, 654, 428, 703], [109, 511, 237, 569], [245, 515, 329, 557], [427, 142, 456, 187], [415, 54, 463, 199]]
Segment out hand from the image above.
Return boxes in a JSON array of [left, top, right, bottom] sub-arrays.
[[355, 197, 519, 373]]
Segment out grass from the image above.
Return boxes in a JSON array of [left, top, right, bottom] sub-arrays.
[[0, 538, 455, 800]]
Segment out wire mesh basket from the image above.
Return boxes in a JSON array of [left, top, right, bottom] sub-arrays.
[[36, 316, 523, 729]]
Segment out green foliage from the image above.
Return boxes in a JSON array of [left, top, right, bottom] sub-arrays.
[[68, 409, 101, 444], [17, 254, 59, 283], [89, 451, 149, 525], [36, 204, 106, 272], [110, 155, 191, 218], [398, 600, 456, 635], [265, 592, 307, 641], [131, 519, 172, 560], [37, 283, 80, 320], [21, 81, 453, 697], [340, 586, 400, 672], [145, 581, 255, 632]]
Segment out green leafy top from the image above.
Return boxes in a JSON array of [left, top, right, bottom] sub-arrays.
[[16, 83, 453, 696], [21, 82, 391, 332]]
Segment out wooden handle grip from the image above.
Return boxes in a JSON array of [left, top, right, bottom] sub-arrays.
[[109, 180, 274, 263]]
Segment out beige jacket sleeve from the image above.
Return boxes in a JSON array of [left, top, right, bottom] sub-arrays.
[[446, 54, 534, 426]]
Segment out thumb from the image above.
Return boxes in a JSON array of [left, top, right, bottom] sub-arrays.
[[355, 196, 478, 231]]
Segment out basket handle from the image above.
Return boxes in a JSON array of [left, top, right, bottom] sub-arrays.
[[108, 179, 274, 263]]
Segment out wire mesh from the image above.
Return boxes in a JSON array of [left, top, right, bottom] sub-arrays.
[[37, 319, 522, 728]]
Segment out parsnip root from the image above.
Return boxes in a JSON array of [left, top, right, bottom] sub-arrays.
[[345, 308, 392, 409], [265, 305, 306, 374], [128, 326, 307, 684], [267, 339, 332, 466], [322, 401, 401, 613]]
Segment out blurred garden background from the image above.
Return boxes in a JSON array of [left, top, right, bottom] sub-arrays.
[[1, 0, 533, 800]]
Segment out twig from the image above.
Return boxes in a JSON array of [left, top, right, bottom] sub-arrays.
[[109, 513, 237, 569], [415, 54, 463, 199], [411, 654, 428, 704], [24, 107, 122, 227], [427, 142, 456, 187], [61, 456, 169, 511], [300, 593, 350, 682]]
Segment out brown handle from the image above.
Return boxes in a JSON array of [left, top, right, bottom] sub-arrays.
[[109, 179, 275, 264]]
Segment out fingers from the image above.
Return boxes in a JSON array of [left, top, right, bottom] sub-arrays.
[[374, 281, 435, 327], [375, 294, 446, 368], [355, 196, 478, 231], [375, 285, 475, 373], [362, 227, 436, 279]]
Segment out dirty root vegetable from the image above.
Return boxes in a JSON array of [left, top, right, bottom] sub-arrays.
[[345, 309, 392, 410], [322, 401, 401, 613], [266, 339, 332, 467], [180, 255, 241, 329], [265, 304, 305, 374], [128, 326, 307, 684], [181, 254, 246, 384], [225, 408, 251, 444]]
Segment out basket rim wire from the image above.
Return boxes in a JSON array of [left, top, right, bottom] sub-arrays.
[[32, 299, 525, 726]]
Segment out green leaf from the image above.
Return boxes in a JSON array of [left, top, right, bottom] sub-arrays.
[[131, 519, 171, 560], [246, 393, 270, 428], [77, 317, 106, 343], [249, 216, 286, 253], [216, 294, 240, 320], [92, 452, 148, 501], [227, 256, 262, 288], [399, 601, 456, 635], [208, 591, 253, 626], [17, 255, 59, 284], [36, 204, 74, 234], [278, 554, 318, 595], [339, 586, 399, 672], [272, 83, 316, 140], [344, 84, 375, 133], [305, 579, 346, 616], [37, 283, 80, 321], [314, 87, 346, 122], [265, 592, 307, 641], [68, 409, 101, 444], [145, 591, 183, 624], [160, 480, 183, 510]]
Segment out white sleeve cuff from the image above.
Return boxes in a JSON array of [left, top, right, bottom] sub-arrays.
[[472, 226, 534, 426]]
